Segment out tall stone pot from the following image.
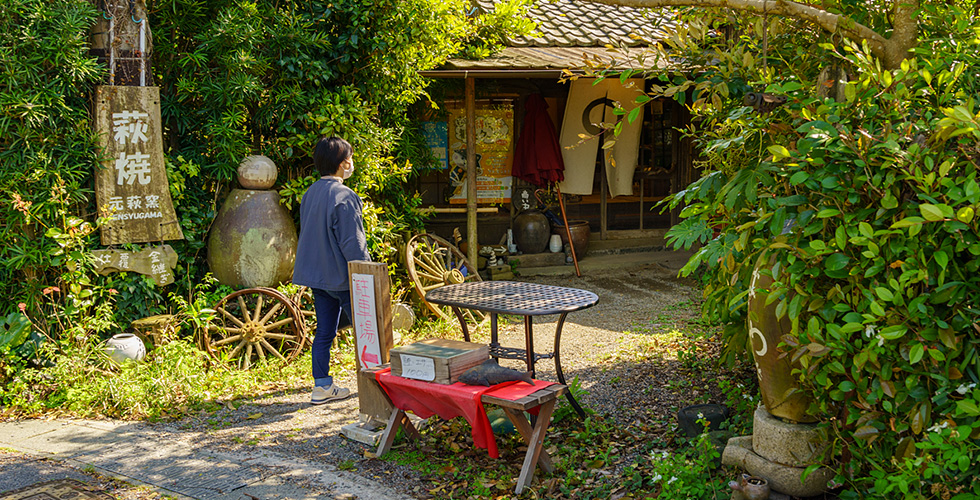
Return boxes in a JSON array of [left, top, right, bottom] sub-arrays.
[[208, 189, 297, 288], [748, 260, 817, 423]]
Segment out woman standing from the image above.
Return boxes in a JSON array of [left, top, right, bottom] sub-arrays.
[[293, 136, 369, 404]]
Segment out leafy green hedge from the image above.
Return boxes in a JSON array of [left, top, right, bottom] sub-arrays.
[[658, 5, 980, 497], [0, 0, 112, 338]]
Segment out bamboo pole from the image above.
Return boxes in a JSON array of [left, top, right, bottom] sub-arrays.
[[555, 184, 582, 277], [466, 77, 478, 267]]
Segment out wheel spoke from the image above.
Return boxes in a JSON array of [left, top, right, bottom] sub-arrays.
[[266, 317, 295, 330], [261, 339, 287, 361], [255, 341, 266, 361], [216, 306, 245, 328], [416, 271, 442, 282], [263, 332, 294, 340], [422, 283, 443, 292], [237, 296, 250, 321], [208, 324, 242, 334], [243, 344, 253, 369], [227, 339, 247, 359], [259, 301, 284, 325], [421, 245, 450, 272], [253, 294, 264, 323], [212, 334, 243, 347], [414, 255, 444, 278]]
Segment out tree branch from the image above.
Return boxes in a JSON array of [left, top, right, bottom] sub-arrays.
[[583, 0, 889, 62]]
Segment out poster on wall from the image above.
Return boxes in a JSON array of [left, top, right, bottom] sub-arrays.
[[94, 86, 184, 245], [447, 103, 514, 204], [420, 121, 449, 169]]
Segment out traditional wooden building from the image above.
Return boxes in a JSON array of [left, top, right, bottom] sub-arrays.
[[412, 0, 697, 263]]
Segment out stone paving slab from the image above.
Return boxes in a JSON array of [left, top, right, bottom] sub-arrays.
[[0, 420, 412, 500]]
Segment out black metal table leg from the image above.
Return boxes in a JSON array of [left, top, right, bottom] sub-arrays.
[[524, 315, 535, 377], [451, 306, 469, 342], [554, 312, 586, 419]]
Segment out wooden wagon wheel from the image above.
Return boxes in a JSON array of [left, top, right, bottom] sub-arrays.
[[205, 287, 307, 369], [290, 286, 318, 346], [406, 233, 487, 327]]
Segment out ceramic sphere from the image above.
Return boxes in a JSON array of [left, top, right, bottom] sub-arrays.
[[237, 155, 278, 190], [105, 333, 146, 365]]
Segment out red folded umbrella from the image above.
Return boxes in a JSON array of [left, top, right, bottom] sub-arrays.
[[512, 93, 565, 187]]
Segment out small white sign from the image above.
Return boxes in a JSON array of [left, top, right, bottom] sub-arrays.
[[351, 273, 382, 369], [399, 354, 435, 382]]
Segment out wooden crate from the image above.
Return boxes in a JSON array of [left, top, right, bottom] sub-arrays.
[[390, 338, 489, 384]]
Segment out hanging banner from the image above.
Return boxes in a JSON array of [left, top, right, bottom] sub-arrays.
[[558, 78, 645, 198], [94, 86, 183, 245], [447, 104, 514, 204], [420, 121, 449, 169]]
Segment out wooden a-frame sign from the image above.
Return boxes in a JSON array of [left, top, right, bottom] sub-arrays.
[[94, 86, 183, 245]]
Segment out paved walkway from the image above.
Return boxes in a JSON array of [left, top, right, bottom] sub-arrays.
[[0, 248, 695, 499], [0, 419, 410, 500]]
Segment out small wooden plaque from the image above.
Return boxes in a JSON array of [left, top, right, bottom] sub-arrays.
[[390, 339, 489, 384]]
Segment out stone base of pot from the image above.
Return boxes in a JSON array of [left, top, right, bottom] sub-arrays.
[[731, 489, 792, 500], [722, 436, 832, 498], [752, 406, 828, 468]]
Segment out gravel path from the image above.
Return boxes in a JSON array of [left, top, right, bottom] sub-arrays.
[[147, 255, 738, 498]]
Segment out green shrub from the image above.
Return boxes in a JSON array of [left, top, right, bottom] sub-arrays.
[[652, 5, 980, 497], [0, 0, 104, 317]]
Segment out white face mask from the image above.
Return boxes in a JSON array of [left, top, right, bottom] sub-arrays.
[[341, 158, 354, 179]]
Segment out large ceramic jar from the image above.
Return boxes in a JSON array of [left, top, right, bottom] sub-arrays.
[[747, 258, 817, 423], [556, 220, 590, 260], [207, 156, 297, 288], [513, 209, 550, 254]]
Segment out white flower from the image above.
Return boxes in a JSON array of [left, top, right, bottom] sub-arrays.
[[875, 334, 885, 347], [697, 412, 705, 419], [927, 421, 949, 433], [743, 393, 754, 400], [955, 383, 976, 395], [864, 325, 875, 338], [651, 473, 662, 482], [668, 476, 678, 485]]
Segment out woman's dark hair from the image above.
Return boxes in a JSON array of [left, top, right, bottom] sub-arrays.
[[313, 136, 352, 177]]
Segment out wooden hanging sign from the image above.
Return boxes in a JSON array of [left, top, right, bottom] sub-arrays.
[[92, 245, 178, 287], [94, 86, 183, 245]]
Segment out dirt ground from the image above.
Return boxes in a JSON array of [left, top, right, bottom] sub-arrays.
[[140, 255, 757, 498]]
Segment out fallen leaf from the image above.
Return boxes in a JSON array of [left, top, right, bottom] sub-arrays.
[[246, 412, 263, 420]]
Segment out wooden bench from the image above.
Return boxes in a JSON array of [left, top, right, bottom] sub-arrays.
[[376, 384, 566, 494]]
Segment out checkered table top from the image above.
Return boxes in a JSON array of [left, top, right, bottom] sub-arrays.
[[425, 281, 598, 316]]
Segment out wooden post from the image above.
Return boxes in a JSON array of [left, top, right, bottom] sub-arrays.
[[348, 261, 394, 422], [465, 76, 478, 266], [599, 98, 609, 241]]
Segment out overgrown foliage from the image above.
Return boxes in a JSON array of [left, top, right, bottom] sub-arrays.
[[0, 0, 110, 342], [0, 0, 534, 417], [607, 2, 980, 497]]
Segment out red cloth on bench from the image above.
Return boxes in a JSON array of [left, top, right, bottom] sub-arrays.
[[375, 367, 554, 458]]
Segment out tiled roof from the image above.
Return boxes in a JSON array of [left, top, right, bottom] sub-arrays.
[[474, 0, 675, 47], [438, 46, 669, 71]]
